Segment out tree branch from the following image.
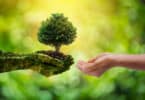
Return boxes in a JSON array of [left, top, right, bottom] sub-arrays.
[[0, 50, 73, 76]]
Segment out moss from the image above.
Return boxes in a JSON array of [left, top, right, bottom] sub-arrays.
[[0, 51, 73, 76]]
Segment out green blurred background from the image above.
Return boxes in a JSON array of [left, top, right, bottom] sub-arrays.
[[0, 0, 145, 100]]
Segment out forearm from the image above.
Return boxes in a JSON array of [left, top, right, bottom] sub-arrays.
[[112, 54, 145, 70]]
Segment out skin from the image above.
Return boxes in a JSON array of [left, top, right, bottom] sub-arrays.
[[77, 53, 145, 77]]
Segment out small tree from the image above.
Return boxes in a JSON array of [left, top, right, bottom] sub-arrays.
[[38, 13, 77, 52]]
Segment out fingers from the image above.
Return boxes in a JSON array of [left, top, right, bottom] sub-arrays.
[[85, 57, 105, 72], [78, 64, 103, 77], [88, 57, 96, 63], [77, 60, 102, 76], [77, 59, 101, 73], [76, 61, 108, 77], [77, 60, 89, 71], [77, 60, 85, 70]]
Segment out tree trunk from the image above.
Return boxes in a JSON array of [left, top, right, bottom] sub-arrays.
[[55, 45, 61, 52]]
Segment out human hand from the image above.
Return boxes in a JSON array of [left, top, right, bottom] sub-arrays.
[[77, 53, 114, 77]]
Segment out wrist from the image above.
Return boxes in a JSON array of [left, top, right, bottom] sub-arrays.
[[111, 54, 127, 67], [105, 54, 118, 68], [109, 54, 122, 67]]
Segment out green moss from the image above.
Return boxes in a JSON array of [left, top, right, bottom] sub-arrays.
[[0, 51, 73, 76]]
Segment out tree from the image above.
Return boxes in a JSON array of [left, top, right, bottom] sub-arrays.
[[38, 13, 77, 52], [0, 13, 75, 76]]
